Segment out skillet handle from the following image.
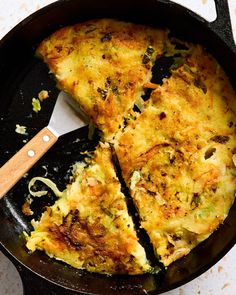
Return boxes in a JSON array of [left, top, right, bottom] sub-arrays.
[[208, 0, 236, 50], [0, 127, 57, 199]]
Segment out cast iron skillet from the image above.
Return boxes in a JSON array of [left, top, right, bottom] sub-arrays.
[[1, 0, 236, 294]]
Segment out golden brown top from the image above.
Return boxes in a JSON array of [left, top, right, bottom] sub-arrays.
[[37, 18, 167, 140], [114, 43, 236, 266], [31, 21, 236, 271], [26, 143, 150, 274]]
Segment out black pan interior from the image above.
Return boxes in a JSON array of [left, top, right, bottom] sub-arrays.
[[1, 0, 236, 294]]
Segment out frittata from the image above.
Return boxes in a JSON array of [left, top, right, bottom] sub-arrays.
[[37, 18, 167, 140], [26, 143, 151, 274], [114, 43, 236, 266], [28, 20, 236, 272]]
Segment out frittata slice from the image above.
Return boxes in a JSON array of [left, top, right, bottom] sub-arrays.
[[37, 18, 167, 140], [26, 143, 151, 274], [114, 43, 236, 266]]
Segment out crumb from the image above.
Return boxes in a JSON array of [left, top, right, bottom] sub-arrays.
[[221, 283, 230, 290], [70, 162, 83, 175], [53, 166, 59, 172], [42, 165, 48, 177], [38, 90, 49, 101], [218, 266, 223, 273], [15, 124, 27, 135], [22, 198, 33, 216], [32, 97, 41, 113], [73, 138, 81, 143]]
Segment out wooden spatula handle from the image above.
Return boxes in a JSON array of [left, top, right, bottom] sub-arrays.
[[0, 127, 57, 199]]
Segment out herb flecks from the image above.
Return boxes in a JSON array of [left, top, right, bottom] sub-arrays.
[[170, 56, 185, 70], [149, 266, 161, 275], [32, 98, 41, 113], [101, 32, 112, 42], [159, 112, 166, 120], [204, 147, 216, 160], [85, 25, 97, 34], [210, 135, 230, 144], [97, 87, 108, 99], [191, 192, 201, 208], [194, 77, 207, 94], [142, 46, 155, 64], [105, 77, 112, 88]]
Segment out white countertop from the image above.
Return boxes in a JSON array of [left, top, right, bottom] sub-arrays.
[[0, 1, 236, 294]]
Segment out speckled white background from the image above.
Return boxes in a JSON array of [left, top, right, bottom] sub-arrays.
[[0, 1, 236, 295]]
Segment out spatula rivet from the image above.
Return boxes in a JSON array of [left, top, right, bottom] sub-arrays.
[[28, 150, 35, 157], [43, 135, 50, 142]]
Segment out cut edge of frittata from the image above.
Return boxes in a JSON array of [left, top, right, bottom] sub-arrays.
[[36, 18, 168, 141], [33, 20, 236, 270], [26, 142, 151, 275], [114, 43, 236, 267]]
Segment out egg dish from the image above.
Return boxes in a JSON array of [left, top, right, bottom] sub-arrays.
[[26, 20, 236, 273]]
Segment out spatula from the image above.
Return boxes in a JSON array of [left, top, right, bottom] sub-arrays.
[[0, 91, 88, 199]]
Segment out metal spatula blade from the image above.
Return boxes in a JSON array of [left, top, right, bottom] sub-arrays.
[[0, 91, 87, 198], [48, 91, 87, 137]]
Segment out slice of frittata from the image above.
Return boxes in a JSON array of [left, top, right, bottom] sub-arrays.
[[26, 143, 151, 274], [37, 18, 167, 140], [114, 43, 236, 266]]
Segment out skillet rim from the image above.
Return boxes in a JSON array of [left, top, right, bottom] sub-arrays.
[[0, 0, 236, 294]]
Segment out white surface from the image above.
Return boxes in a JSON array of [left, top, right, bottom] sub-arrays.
[[173, 0, 217, 21], [0, 252, 23, 295], [0, 1, 236, 295], [229, 0, 236, 41]]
